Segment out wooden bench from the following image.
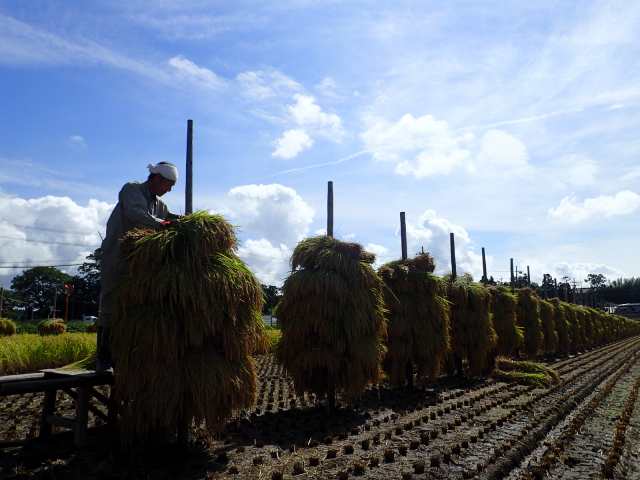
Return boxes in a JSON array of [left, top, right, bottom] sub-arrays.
[[0, 369, 114, 447]]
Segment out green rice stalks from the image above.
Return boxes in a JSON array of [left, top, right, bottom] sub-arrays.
[[493, 356, 560, 387]]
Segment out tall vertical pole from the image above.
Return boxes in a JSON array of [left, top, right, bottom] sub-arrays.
[[0, 287, 4, 318], [327, 181, 334, 238], [185, 119, 193, 215], [450, 233, 457, 280], [400, 212, 407, 260], [326, 180, 335, 411], [510, 258, 514, 288], [527, 265, 531, 286], [481, 247, 487, 282]]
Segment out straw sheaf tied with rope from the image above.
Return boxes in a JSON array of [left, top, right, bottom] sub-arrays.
[[111, 212, 265, 443], [539, 299, 559, 354], [488, 286, 523, 357], [276, 236, 387, 399], [550, 298, 571, 354], [447, 279, 497, 376], [517, 288, 543, 358], [378, 253, 451, 385]]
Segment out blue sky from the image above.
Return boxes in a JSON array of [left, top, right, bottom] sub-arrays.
[[1, 1, 639, 287]]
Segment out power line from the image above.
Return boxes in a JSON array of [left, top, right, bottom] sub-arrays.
[[0, 263, 84, 269], [0, 235, 99, 248], [0, 222, 98, 236]]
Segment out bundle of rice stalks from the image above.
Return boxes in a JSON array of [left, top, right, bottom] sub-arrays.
[[539, 300, 559, 355], [447, 279, 496, 377], [378, 254, 450, 386], [572, 306, 589, 351], [488, 287, 523, 357], [550, 298, 571, 354], [0, 318, 17, 336], [563, 303, 583, 352], [517, 288, 543, 358], [492, 356, 560, 387], [276, 236, 387, 400], [111, 212, 264, 444], [37, 319, 66, 336]]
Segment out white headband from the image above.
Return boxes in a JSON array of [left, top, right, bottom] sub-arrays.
[[148, 163, 178, 182]]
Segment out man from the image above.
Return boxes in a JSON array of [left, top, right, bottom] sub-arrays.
[[97, 162, 181, 371]]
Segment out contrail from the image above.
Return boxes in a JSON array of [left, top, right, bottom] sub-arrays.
[[270, 150, 371, 176]]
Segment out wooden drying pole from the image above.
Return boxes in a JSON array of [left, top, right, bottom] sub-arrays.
[[326, 180, 336, 412], [185, 119, 194, 215], [481, 247, 488, 283], [510, 258, 515, 290], [450, 233, 457, 280], [178, 119, 194, 445], [399, 212, 415, 388]]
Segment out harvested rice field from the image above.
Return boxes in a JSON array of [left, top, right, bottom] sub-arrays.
[[1, 336, 640, 479]]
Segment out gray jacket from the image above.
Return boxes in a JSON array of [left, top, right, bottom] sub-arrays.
[[100, 181, 176, 297]]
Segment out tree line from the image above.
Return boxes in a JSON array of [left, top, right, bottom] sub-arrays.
[[1, 249, 636, 320]]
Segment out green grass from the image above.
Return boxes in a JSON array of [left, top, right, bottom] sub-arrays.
[[0, 333, 96, 375], [264, 325, 282, 353]]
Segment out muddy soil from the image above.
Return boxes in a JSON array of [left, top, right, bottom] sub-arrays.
[[1, 336, 639, 480]]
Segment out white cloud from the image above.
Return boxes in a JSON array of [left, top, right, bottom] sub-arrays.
[[361, 114, 533, 179], [315, 76, 340, 99], [288, 94, 344, 141], [270, 94, 345, 159], [473, 129, 530, 175], [548, 154, 599, 188], [364, 242, 392, 268], [361, 114, 473, 178], [237, 69, 301, 100], [68, 135, 87, 149], [168, 55, 225, 90], [272, 129, 314, 159], [216, 183, 315, 286], [548, 190, 640, 223], [221, 184, 314, 247], [0, 14, 168, 81], [237, 239, 291, 286], [0, 194, 112, 287], [552, 262, 623, 283], [406, 209, 482, 279]]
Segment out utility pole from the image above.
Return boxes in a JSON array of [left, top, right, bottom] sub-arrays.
[[450, 233, 457, 280], [185, 119, 193, 215], [527, 266, 531, 286], [0, 287, 3, 318]]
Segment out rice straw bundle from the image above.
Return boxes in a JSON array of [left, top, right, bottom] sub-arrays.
[[563, 302, 582, 352], [550, 298, 571, 354], [276, 236, 387, 400], [539, 299, 559, 355], [573, 306, 590, 351], [378, 254, 450, 386], [492, 356, 560, 387], [447, 279, 497, 377], [489, 286, 523, 357], [517, 288, 543, 358], [111, 212, 264, 444]]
